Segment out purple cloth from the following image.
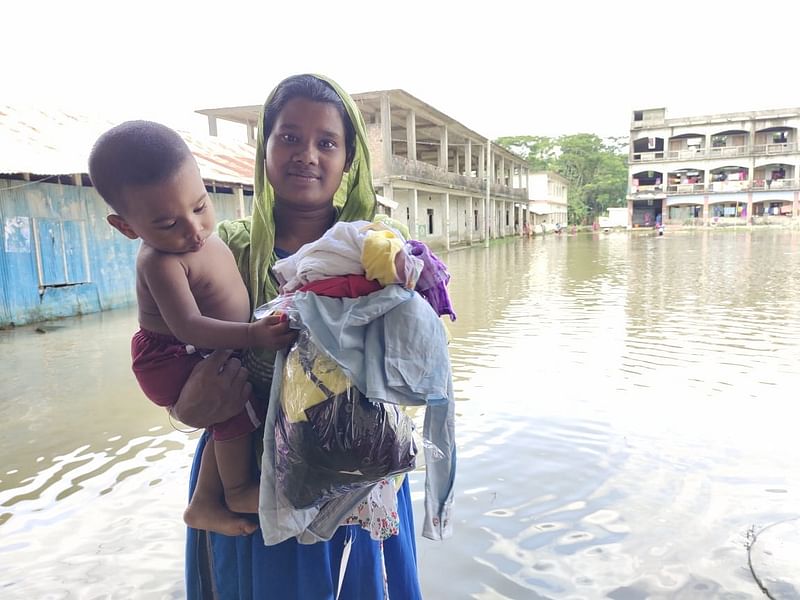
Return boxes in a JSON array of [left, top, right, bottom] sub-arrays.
[[407, 240, 456, 321]]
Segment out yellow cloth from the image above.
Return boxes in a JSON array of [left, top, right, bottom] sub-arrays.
[[281, 349, 350, 423], [372, 214, 411, 240], [361, 229, 404, 286]]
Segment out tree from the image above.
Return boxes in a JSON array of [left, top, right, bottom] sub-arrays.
[[496, 133, 628, 224], [494, 135, 558, 170]]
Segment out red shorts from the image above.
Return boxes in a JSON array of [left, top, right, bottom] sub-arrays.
[[131, 328, 265, 441]]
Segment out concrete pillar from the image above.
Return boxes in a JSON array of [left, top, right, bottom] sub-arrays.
[[467, 196, 474, 244], [439, 126, 449, 171], [485, 144, 492, 244], [246, 123, 255, 145], [410, 188, 419, 239], [380, 94, 392, 171], [478, 145, 485, 179], [491, 200, 495, 238], [207, 115, 218, 137], [235, 186, 246, 218], [444, 192, 451, 250], [406, 111, 416, 160], [746, 192, 753, 224], [465, 139, 472, 177], [703, 195, 710, 226], [627, 199, 634, 229]]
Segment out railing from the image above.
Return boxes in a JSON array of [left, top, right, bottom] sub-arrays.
[[630, 143, 793, 162], [389, 156, 528, 200], [751, 178, 798, 190], [751, 142, 797, 155], [633, 178, 800, 195], [666, 183, 707, 194], [632, 184, 664, 193], [666, 148, 705, 160], [631, 151, 665, 162], [708, 145, 748, 158]]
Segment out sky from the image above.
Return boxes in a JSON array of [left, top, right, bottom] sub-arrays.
[[5, 0, 800, 143]]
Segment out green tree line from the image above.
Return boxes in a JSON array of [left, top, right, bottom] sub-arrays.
[[496, 134, 629, 224]]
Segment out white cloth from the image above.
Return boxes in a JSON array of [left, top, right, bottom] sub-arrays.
[[273, 221, 370, 292]]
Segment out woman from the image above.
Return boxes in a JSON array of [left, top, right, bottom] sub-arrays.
[[172, 74, 423, 599]]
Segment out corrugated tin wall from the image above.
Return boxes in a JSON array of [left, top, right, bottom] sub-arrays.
[[0, 179, 248, 327]]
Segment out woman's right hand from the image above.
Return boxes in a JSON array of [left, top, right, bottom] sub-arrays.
[[171, 349, 254, 429]]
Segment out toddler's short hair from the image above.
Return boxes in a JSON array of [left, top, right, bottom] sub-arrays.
[[88, 120, 193, 213]]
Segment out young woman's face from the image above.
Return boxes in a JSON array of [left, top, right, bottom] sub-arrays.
[[265, 98, 350, 211]]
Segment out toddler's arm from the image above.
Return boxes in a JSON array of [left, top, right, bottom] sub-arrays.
[[143, 255, 296, 350]]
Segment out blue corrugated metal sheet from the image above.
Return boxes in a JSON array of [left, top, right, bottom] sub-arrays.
[[0, 178, 245, 327]]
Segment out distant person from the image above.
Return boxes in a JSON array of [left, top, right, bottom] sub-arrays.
[[89, 121, 297, 536]]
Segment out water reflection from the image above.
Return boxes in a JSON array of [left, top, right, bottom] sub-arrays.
[[2, 230, 800, 598]]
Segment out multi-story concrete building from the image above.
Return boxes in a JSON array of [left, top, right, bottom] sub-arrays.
[[198, 89, 531, 248], [627, 107, 800, 228], [526, 171, 568, 228]]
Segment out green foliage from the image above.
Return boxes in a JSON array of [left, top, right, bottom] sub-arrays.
[[496, 133, 629, 224], [494, 135, 557, 171]]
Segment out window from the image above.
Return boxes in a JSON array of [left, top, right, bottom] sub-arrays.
[[634, 111, 643, 121], [773, 131, 788, 144], [474, 209, 479, 231], [33, 218, 90, 286], [711, 135, 727, 148], [427, 208, 434, 235]]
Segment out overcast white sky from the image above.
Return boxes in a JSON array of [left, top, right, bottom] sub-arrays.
[[5, 0, 800, 142]]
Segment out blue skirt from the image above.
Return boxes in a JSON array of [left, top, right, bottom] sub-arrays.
[[185, 432, 423, 599]]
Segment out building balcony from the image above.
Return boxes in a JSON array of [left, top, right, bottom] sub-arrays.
[[631, 150, 665, 162], [665, 148, 705, 161], [388, 155, 528, 200], [634, 178, 800, 196], [630, 143, 795, 163], [751, 178, 799, 190], [751, 142, 797, 155]]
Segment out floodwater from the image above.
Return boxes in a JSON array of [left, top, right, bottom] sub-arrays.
[[2, 229, 800, 599]]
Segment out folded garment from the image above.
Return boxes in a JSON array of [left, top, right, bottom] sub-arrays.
[[298, 274, 382, 299], [407, 240, 456, 321]]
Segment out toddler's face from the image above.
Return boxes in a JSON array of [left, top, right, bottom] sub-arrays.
[[113, 158, 216, 254]]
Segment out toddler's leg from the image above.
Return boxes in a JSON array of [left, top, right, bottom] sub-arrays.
[[215, 433, 259, 514], [184, 437, 257, 536]]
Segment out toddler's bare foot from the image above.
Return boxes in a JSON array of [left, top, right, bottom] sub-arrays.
[[184, 496, 257, 536], [224, 482, 259, 515]]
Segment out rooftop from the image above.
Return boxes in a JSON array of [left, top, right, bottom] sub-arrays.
[[0, 105, 255, 186]]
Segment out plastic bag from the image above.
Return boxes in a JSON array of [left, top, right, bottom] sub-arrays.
[[275, 329, 418, 509], [253, 293, 300, 326]]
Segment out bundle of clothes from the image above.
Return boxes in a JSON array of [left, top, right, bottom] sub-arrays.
[[257, 216, 456, 545]]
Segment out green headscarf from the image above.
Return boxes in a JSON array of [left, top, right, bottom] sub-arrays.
[[218, 74, 376, 391]]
